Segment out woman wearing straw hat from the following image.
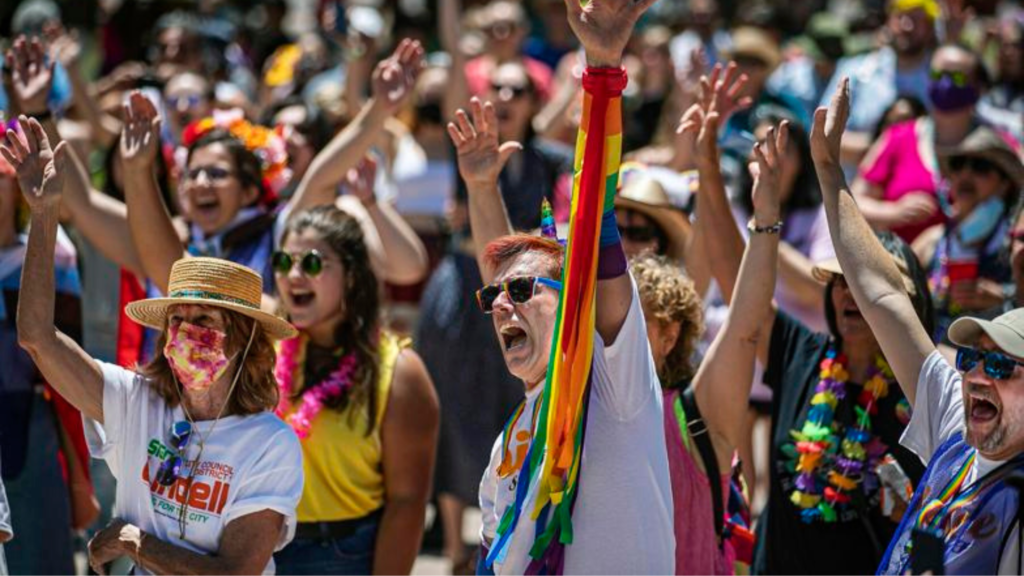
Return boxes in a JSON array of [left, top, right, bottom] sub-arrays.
[[4, 118, 304, 575]]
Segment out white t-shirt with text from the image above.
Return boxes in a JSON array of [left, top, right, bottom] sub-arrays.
[[87, 362, 304, 575], [479, 281, 675, 574], [901, 351, 1020, 574]]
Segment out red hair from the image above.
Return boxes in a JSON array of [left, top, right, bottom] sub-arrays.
[[482, 234, 565, 280]]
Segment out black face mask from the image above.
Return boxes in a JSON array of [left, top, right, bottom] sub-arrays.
[[416, 102, 443, 126]]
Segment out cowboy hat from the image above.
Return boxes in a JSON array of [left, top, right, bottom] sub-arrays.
[[937, 126, 1024, 194], [614, 170, 692, 262], [812, 256, 917, 295], [126, 257, 297, 340]]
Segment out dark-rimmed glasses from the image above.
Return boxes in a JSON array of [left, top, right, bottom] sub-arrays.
[[272, 250, 325, 277], [476, 276, 562, 314]]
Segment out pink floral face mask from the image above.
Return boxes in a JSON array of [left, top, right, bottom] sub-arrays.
[[163, 321, 232, 391]]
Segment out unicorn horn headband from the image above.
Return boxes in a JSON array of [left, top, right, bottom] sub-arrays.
[[540, 198, 564, 245]]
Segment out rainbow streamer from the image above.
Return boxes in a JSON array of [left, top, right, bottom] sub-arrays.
[[540, 198, 559, 243], [486, 66, 626, 574]]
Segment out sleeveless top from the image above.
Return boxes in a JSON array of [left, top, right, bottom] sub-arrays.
[[663, 389, 738, 575], [879, 432, 1024, 575], [292, 332, 407, 522]]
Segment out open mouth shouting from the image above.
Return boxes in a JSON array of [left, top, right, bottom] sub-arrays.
[[500, 323, 529, 352], [289, 287, 316, 309], [967, 388, 1001, 427]]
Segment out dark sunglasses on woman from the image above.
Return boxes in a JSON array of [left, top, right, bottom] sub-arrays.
[[155, 420, 194, 486], [618, 224, 659, 243], [476, 276, 563, 313], [956, 347, 1024, 380], [272, 250, 325, 277], [948, 155, 998, 176]]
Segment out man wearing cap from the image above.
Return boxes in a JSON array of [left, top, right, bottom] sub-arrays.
[[814, 76, 1024, 574], [822, 0, 938, 171], [768, 13, 849, 123], [913, 126, 1024, 342]]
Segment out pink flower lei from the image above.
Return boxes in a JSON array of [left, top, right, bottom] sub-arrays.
[[275, 335, 359, 439]]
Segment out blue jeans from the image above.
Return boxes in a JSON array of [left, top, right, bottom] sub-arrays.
[[274, 513, 380, 575]]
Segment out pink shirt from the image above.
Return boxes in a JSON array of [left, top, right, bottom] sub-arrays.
[[663, 389, 736, 575], [859, 119, 944, 243]]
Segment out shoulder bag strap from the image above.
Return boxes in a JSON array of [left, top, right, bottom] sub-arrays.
[[680, 387, 725, 545]]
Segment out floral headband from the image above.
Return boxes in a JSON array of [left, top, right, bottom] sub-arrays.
[[181, 109, 291, 203]]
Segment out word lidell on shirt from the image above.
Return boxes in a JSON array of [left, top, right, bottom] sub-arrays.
[[141, 458, 232, 516]]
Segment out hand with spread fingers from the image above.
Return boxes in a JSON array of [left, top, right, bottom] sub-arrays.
[[44, 23, 82, 69], [5, 35, 55, 116], [371, 39, 425, 114], [563, 0, 660, 68], [698, 62, 754, 126], [749, 121, 789, 226], [119, 91, 162, 170], [447, 97, 523, 189], [810, 76, 851, 169], [672, 103, 705, 170], [346, 155, 379, 207], [0, 116, 68, 211]]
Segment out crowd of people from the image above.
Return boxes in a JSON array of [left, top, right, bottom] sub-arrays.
[[0, 0, 1024, 574]]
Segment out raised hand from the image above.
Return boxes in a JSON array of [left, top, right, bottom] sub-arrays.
[[371, 39, 425, 113], [447, 97, 523, 188], [5, 36, 55, 115], [346, 155, 379, 206], [44, 23, 83, 69], [119, 91, 162, 169], [699, 62, 754, 125], [749, 121, 789, 224], [563, 0, 659, 68], [673, 103, 705, 169], [810, 77, 850, 168], [1, 117, 68, 211]]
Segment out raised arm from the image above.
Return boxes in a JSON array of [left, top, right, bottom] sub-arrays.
[[439, 0, 471, 119], [447, 97, 520, 283], [4, 118, 103, 423], [563, 0, 658, 343], [46, 25, 120, 148], [288, 40, 424, 218], [811, 78, 935, 404], [694, 122, 786, 466], [121, 92, 185, 294], [340, 155, 429, 285]]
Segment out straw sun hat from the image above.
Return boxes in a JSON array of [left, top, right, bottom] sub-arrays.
[[125, 257, 297, 340]]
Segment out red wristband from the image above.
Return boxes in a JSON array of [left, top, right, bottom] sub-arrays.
[[582, 67, 627, 97]]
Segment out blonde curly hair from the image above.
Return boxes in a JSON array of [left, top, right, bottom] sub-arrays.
[[631, 254, 704, 387]]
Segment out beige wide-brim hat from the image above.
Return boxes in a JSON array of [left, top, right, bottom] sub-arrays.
[[937, 126, 1024, 193], [811, 256, 918, 295], [125, 257, 297, 340], [949, 309, 1024, 358], [614, 176, 692, 262]]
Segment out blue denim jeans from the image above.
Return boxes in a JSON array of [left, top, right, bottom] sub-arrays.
[[274, 513, 380, 575]]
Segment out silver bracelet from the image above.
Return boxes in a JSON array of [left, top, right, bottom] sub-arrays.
[[747, 218, 783, 234]]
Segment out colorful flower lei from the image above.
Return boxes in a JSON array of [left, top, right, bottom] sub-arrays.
[[784, 346, 894, 523], [274, 335, 359, 439], [181, 109, 292, 202]]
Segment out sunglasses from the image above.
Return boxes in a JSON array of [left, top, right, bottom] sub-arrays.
[[155, 420, 193, 486], [492, 83, 531, 99], [930, 69, 971, 87], [476, 276, 562, 314], [956, 347, 1024, 380], [167, 94, 206, 109], [619, 224, 660, 243], [948, 155, 999, 176], [272, 250, 325, 277], [186, 165, 233, 183]]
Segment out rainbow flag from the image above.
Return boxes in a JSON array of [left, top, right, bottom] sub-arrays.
[[486, 67, 626, 574]]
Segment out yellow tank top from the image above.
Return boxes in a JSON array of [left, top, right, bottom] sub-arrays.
[[291, 332, 406, 522]]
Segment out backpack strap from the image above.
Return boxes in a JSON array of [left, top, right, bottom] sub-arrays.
[[679, 387, 725, 546]]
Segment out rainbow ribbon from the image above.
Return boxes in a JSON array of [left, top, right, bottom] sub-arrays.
[[486, 66, 626, 575]]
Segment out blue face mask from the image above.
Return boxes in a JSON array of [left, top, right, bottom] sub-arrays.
[[957, 196, 1005, 246]]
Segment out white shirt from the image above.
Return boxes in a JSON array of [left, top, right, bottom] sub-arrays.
[[479, 281, 675, 574], [901, 351, 1020, 574], [87, 362, 304, 575]]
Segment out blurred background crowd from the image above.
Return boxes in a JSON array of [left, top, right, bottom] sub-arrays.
[[0, 0, 1022, 573]]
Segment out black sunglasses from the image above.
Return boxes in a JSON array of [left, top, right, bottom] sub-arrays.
[[155, 420, 193, 486], [948, 155, 999, 176], [476, 276, 562, 314], [491, 83, 531, 99], [618, 224, 660, 243], [272, 250, 325, 277], [956, 347, 1024, 380]]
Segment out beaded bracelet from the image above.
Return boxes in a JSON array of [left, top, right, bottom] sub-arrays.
[[747, 218, 784, 234]]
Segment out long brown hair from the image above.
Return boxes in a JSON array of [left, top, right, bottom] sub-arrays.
[[139, 308, 279, 415], [281, 205, 382, 435]]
